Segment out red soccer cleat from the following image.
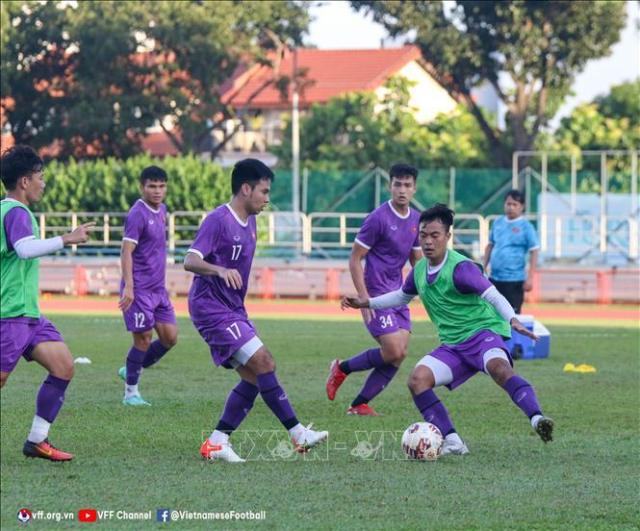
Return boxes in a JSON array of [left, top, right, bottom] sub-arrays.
[[326, 359, 348, 401], [22, 439, 74, 461], [346, 403, 380, 416]]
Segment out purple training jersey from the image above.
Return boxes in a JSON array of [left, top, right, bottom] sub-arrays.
[[122, 199, 168, 292], [355, 201, 420, 297], [187, 204, 257, 321], [402, 255, 493, 297], [3, 205, 35, 252]]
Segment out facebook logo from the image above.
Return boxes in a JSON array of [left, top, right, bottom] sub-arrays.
[[156, 509, 171, 523]]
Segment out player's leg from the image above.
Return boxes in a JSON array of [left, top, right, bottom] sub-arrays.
[[143, 322, 178, 368], [408, 351, 468, 455], [484, 351, 553, 442], [327, 307, 408, 405], [121, 329, 153, 405], [246, 346, 328, 453], [347, 328, 410, 415], [143, 292, 178, 369], [202, 365, 259, 463], [120, 294, 155, 405], [24, 334, 75, 461]]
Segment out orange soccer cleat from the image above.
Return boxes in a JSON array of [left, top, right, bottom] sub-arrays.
[[326, 359, 348, 401], [346, 403, 380, 416], [23, 439, 74, 461]]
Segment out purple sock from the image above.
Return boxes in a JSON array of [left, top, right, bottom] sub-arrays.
[[36, 375, 70, 423], [142, 340, 170, 368], [216, 380, 259, 435], [126, 346, 146, 385], [503, 375, 542, 419], [413, 389, 456, 436], [256, 372, 299, 430], [352, 364, 399, 406], [341, 348, 385, 374]]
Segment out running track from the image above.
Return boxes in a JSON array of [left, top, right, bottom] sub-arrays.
[[40, 296, 639, 324]]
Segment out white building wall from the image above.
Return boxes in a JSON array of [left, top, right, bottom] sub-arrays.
[[374, 61, 458, 123]]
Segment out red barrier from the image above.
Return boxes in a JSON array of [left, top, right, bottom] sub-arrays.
[[596, 271, 612, 305], [325, 268, 340, 300], [526, 270, 541, 304], [74, 265, 88, 296], [260, 267, 274, 299]]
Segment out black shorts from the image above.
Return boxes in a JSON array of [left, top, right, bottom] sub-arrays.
[[490, 279, 524, 314]]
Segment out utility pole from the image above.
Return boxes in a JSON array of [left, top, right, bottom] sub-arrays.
[[291, 47, 300, 217]]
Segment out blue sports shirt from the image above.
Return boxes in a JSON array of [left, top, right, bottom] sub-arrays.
[[489, 216, 539, 282]]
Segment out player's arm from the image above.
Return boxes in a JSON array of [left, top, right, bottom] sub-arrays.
[[454, 261, 537, 340], [119, 240, 136, 311], [349, 242, 369, 297], [482, 243, 493, 273], [524, 249, 539, 292], [183, 251, 243, 289], [13, 222, 94, 259], [341, 288, 415, 311], [348, 241, 375, 322]]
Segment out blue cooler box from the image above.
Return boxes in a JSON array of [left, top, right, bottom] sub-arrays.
[[505, 315, 550, 359]]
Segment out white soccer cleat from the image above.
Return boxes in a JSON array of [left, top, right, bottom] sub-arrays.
[[440, 437, 469, 456], [291, 424, 329, 453], [200, 439, 246, 463]]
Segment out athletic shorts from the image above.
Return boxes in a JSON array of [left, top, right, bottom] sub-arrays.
[[0, 317, 64, 373], [364, 306, 411, 338], [416, 330, 512, 390], [121, 288, 176, 333], [193, 313, 263, 369]]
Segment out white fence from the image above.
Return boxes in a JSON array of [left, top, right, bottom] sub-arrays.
[[36, 210, 639, 263]]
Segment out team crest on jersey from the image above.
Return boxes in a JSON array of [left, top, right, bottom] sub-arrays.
[[511, 227, 521, 233], [149, 219, 154, 225], [390, 225, 397, 231], [233, 235, 241, 241]]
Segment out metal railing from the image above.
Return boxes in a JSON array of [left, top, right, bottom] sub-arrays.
[[36, 210, 639, 262]]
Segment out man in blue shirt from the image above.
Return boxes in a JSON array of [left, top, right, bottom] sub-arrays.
[[483, 190, 539, 314]]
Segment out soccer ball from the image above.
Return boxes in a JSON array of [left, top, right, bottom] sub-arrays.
[[401, 422, 443, 461]]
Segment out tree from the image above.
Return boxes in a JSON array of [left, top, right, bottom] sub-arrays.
[[274, 76, 490, 171], [544, 81, 640, 192], [351, 0, 627, 166], [0, 1, 309, 158]]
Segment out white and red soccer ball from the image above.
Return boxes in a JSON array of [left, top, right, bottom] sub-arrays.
[[401, 422, 443, 461]]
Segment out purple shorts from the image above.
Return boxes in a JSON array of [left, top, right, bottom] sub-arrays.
[[365, 306, 411, 338], [427, 330, 512, 390], [0, 317, 64, 373], [193, 313, 260, 368], [122, 288, 176, 333]]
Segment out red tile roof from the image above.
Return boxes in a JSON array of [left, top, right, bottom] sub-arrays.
[[222, 46, 423, 110]]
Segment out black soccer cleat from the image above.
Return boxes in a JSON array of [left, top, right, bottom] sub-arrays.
[[535, 417, 554, 443]]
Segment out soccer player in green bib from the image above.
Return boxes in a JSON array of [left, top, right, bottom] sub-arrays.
[[1, 145, 94, 461], [342, 204, 553, 455]]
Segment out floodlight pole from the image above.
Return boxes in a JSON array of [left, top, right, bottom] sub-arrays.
[[291, 47, 300, 217]]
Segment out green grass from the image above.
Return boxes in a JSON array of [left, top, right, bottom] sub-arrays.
[[2, 316, 639, 530]]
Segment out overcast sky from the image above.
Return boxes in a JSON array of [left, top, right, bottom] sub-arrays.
[[306, 1, 639, 126]]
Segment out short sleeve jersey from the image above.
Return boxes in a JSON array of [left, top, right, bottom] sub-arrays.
[[123, 199, 168, 291], [354, 201, 420, 297], [187, 204, 257, 320]]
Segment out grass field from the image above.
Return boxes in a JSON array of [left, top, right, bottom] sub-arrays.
[[1, 314, 639, 530]]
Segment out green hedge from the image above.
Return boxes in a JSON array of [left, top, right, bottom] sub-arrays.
[[30, 154, 230, 212]]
